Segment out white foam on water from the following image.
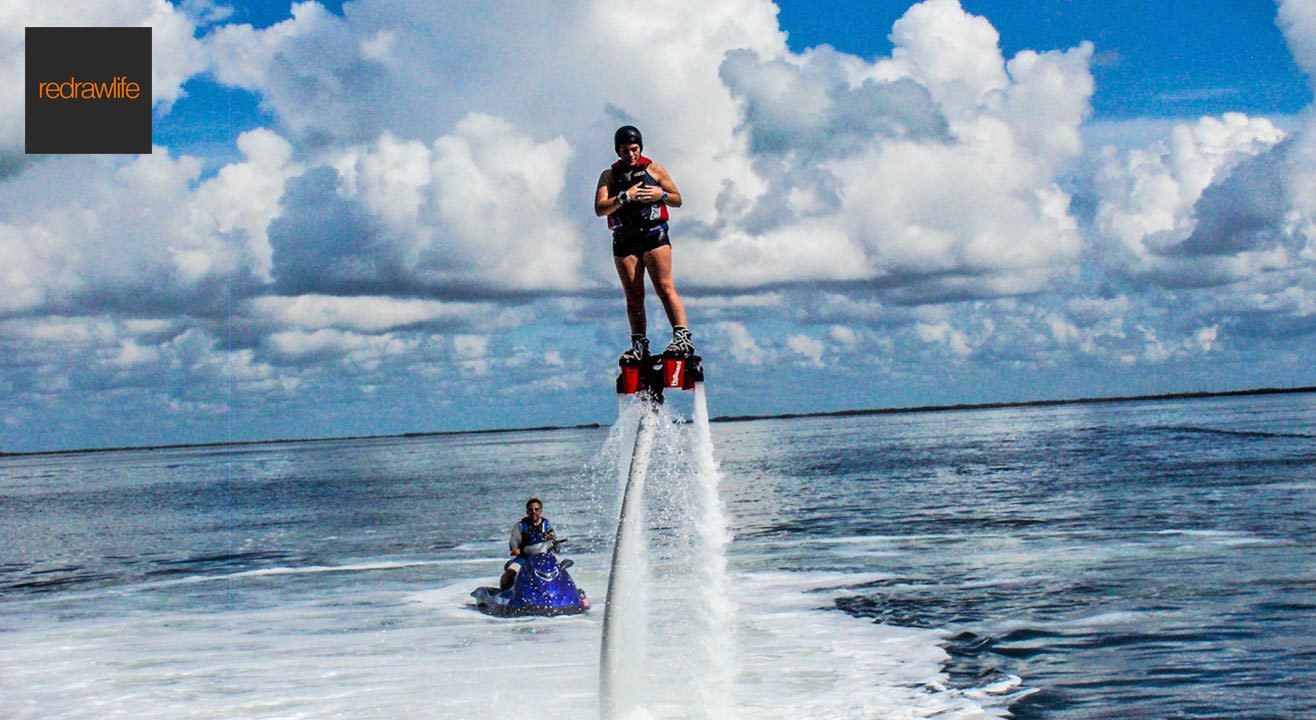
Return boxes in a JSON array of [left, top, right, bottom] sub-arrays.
[[0, 563, 1007, 720], [1154, 528, 1282, 547], [3, 558, 495, 610], [766, 532, 969, 546], [183, 558, 490, 583], [0, 398, 1007, 720], [729, 571, 1008, 720]]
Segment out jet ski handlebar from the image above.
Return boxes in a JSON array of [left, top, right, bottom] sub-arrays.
[[520, 538, 567, 556]]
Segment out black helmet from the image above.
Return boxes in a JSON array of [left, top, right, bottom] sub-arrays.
[[614, 125, 643, 151]]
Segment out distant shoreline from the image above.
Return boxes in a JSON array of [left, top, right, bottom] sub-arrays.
[[4, 384, 1313, 459], [707, 384, 1316, 422]]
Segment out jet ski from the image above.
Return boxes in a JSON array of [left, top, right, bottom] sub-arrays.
[[471, 540, 589, 617]]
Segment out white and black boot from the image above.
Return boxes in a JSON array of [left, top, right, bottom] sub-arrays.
[[663, 326, 695, 357], [619, 334, 650, 363]]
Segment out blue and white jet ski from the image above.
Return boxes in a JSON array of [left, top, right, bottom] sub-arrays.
[[471, 540, 589, 617]]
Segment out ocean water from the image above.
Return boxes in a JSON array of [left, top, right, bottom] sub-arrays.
[[1, 391, 1313, 719]]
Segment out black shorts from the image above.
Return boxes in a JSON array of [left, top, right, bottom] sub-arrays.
[[612, 223, 671, 258]]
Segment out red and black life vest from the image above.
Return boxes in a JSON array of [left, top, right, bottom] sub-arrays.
[[607, 156, 670, 232]]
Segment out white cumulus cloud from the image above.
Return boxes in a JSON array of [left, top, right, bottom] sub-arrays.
[[786, 334, 825, 366], [691, 0, 1094, 300], [714, 321, 767, 365], [0, 130, 296, 316], [243, 294, 508, 333], [271, 114, 584, 296], [1094, 113, 1290, 283]]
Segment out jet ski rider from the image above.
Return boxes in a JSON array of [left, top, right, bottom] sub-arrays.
[[594, 125, 695, 363], [499, 497, 558, 591]]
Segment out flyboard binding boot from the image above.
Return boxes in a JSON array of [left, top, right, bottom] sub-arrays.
[[663, 326, 694, 357], [619, 334, 649, 364]]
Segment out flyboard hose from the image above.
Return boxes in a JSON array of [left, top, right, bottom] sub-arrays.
[[600, 399, 658, 719]]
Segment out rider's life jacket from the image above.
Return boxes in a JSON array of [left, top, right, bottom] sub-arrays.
[[606, 156, 669, 232], [518, 518, 554, 550]]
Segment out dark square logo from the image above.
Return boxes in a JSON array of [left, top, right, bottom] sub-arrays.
[[26, 27, 152, 154]]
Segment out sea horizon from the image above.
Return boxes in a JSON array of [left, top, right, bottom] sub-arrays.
[[4, 383, 1313, 458]]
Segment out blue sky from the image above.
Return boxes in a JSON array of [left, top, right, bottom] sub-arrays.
[[3, 0, 1315, 452], [781, 0, 1312, 116]]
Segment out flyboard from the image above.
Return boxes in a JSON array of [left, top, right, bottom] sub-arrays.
[[600, 351, 703, 720]]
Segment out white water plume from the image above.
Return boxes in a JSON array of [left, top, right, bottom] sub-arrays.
[[689, 383, 737, 718], [599, 390, 738, 719]]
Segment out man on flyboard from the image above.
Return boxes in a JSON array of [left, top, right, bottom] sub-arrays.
[[594, 125, 695, 363]]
